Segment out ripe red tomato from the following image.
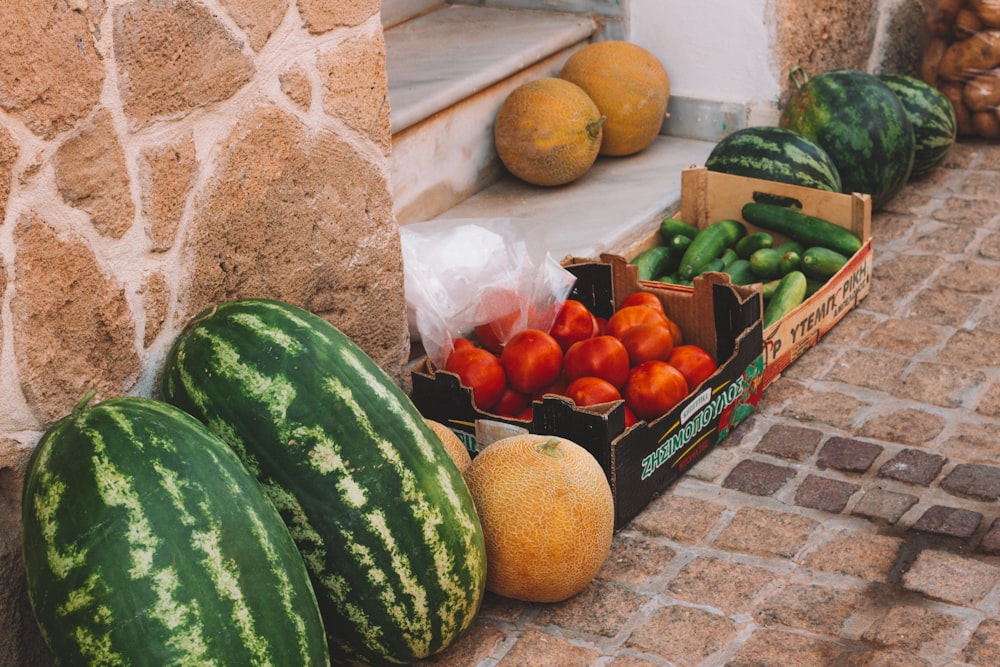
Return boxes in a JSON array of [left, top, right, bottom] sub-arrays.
[[620, 323, 674, 366], [668, 344, 718, 390], [491, 386, 531, 417], [623, 360, 689, 421], [605, 305, 670, 340], [473, 290, 527, 353], [453, 337, 475, 352], [501, 329, 564, 394], [445, 346, 506, 410], [473, 321, 506, 354], [549, 299, 596, 351], [619, 291, 665, 314], [562, 335, 631, 388], [662, 315, 684, 347], [624, 406, 638, 429], [592, 314, 607, 336], [533, 375, 568, 400], [564, 376, 622, 407]]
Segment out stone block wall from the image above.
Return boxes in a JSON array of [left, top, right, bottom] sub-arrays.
[[0, 1, 405, 662]]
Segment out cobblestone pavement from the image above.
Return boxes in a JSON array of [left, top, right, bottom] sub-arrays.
[[420, 140, 1000, 666]]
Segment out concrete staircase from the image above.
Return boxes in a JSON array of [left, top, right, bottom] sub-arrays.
[[383, 2, 723, 261]]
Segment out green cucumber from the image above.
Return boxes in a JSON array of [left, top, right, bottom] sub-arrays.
[[678, 219, 746, 279], [720, 248, 740, 267], [780, 250, 802, 275], [774, 240, 806, 256], [701, 258, 726, 274], [735, 231, 774, 259], [670, 234, 693, 251], [761, 278, 782, 302], [806, 278, 825, 297], [722, 259, 756, 285], [749, 247, 784, 280], [660, 217, 699, 240], [741, 202, 863, 257], [801, 246, 849, 280], [763, 271, 808, 327], [657, 274, 692, 286], [632, 245, 676, 281]]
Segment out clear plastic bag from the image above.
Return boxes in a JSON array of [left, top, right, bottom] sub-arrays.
[[923, 0, 1000, 137], [399, 218, 577, 369]]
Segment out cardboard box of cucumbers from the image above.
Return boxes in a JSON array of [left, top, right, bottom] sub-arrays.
[[624, 167, 872, 389]]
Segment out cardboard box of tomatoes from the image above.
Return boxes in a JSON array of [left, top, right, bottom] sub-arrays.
[[624, 167, 873, 389], [410, 253, 764, 529]]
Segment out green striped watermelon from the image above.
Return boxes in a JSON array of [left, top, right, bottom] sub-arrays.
[[780, 68, 915, 209], [877, 73, 957, 179], [21, 394, 329, 666], [705, 125, 843, 193], [160, 299, 486, 666]]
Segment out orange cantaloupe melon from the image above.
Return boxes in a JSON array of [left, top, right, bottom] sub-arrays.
[[493, 77, 605, 186], [560, 40, 670, 157], [462, 434, 614, 602], [426, 419, 473, 474]]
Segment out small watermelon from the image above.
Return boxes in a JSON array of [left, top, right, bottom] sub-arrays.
[[161, 298, 487, 665], [21, 394, 330, 666], [877, 73, 957, 179], [780, 68, 915, 209], [705, 125, 842, 193]]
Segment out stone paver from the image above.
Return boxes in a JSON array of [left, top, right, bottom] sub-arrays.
[[713, 506, 818, 559], [666, 556, 776, 615], [623, 605, 736, 664], [794, 474, 860, 512], [878, 448, 948, 485], [754, 423, 824, 461], [851, 486, 919, 524], [817, 436, 883, 472], [941, 463, 1000, 501], [861, 605, 964, 654], [722, 459, 796, 496], [903, 548, 1000, 606], [912, 504, 983, 538], [421, 140, 1000, 667]]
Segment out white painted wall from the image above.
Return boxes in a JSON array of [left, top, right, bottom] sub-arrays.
[[630, 0, 780, 122]]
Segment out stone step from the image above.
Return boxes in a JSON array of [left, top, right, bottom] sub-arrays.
[[385, 4, 598, 223], [381, 0, 443, 30], [385, 5, 597, 135], [385, 3, 718, 263], [433, 135, 716, 261]]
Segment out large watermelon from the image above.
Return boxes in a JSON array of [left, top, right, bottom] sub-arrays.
[[877, 73, 957, 179], [21, 394, 330, 666], [160, 299, 486, 666], [705, 125, 842, 193], [780, 68, 915, 209]]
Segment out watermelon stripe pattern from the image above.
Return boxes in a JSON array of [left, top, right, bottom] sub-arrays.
[[160, 299, 487, 665], [705, 125, 843, 192], [877, 73, 957, 179], [780, 68, 915, 209], [21, 397, 330, 666]]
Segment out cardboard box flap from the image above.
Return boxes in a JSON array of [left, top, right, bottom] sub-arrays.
[[680, 167, 872, 243], [563, 260, 616, 319], [595, 253, 760, 360], [410, 252, 766, 530]]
